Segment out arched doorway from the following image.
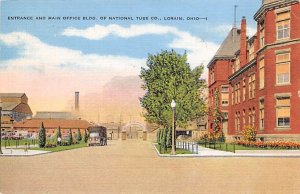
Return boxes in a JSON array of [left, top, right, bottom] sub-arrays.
[[121, 122, 147, 140]]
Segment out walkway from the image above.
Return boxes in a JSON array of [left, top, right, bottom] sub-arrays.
[[0, 140, 300, 194], [165, 144, 300, 157]]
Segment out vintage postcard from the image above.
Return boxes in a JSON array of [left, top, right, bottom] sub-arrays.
[[1, 0, 300, 193]]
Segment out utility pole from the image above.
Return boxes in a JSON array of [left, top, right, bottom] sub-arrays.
[[234, 5, 238, 28]]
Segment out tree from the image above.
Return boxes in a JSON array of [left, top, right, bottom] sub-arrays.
[[55, 126, 62, 145], [38, 122, 46, 148], [83, 129, 88, 143], [67, 129, 73, 145], [76, 129, 82, 143], [140, 50, 207, 134], [212, 89, 225, 142]]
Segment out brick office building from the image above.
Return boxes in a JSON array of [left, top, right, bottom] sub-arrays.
[[208, 0, 300, 141]]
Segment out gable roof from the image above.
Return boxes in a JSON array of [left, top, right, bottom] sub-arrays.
[[0, 102, 19, 110], [0, 93, 25, 98], [207, 27, 241, 68], [0, 102, 33, 114]]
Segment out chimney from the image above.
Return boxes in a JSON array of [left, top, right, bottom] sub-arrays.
[[75, 91, 79, 112], [240, 16, 247, 67]]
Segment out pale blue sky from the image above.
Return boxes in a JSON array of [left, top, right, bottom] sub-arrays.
[[0, 0, 262, 117], [1, 0, 260, 63]]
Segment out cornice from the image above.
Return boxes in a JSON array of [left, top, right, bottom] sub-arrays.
[[254, 0, 299, 21]]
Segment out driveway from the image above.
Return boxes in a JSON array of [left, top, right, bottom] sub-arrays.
[[0, 140, 300, 194]]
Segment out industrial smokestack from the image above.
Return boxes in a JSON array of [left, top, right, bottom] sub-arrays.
[[75, 91, 79, 112]]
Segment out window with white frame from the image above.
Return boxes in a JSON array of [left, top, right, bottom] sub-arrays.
[[276, 96, 290, 128], [259, 99, 264, 130], [276, 11, 290, 40], [260, 20, 265, 48], [259, 58, 265, 89], [248, 44, 255, 61], [221, 85, 229, 106], [243, 79, 246, 101], [276, 51, 290, 85], [243, 109, 246, 129], [248, 74, 256, 99]]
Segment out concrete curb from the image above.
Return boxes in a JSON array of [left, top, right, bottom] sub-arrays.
[[152, 143, 300, 158], [0, 151, 51, 157]]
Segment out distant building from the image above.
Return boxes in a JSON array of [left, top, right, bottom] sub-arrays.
[[34, 111, 77, 119], [0, 93, 33, 136], [13, 118, 91, 138]]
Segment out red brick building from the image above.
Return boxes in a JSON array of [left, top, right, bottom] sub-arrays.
[[208, 0, 300, 141], [13, 119, 91, 138]]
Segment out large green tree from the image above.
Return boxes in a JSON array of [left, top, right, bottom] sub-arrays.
[[140, 50, 207, 131], [212, 89, 225, 142], [38, 122, 46, 148]]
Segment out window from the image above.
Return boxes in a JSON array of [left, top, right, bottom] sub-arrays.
[[260, 21, 265, 48], [248, 109, 251, 126], [276, 52, 290, 85], [231, 87, 234, 105], [221, 85, 229, 106], [243, 109, 246, 129], [235, 56, 240, 71], [235, 112, 240, 131], [259, 58, 265, 89], [234, 83, 240, 104], [248, 44, 255, 61], [276, 96, 290, 128], [232, 64, 235, 74], [248, 74, 256, 99], [243, 79, 246, 101], [252, 108, 256, 126], [276, 11, 290, 40], [210, 69, 215, 84], [259, 99, 264, 130]]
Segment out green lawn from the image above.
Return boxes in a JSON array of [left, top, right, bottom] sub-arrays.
[[199, 142, 300, 153], [30, 141, 87, 152], [1, 139, 38, 147], [201, 143, 263, 152], [155, 144, 193, 154]]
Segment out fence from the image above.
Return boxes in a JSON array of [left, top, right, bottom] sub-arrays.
[[176, 141, 198, 154], [3, 139, 37, 149], [201, 142, 236, 153]]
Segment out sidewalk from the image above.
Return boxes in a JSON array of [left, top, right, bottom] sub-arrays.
[[0, 147, 50, 157], [154, 144, 300, 157]]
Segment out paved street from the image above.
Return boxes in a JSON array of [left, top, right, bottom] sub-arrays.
[[1, 140, 300, 194]]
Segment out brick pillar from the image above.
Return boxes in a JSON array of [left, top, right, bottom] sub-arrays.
[[240, 16, 247, 67]]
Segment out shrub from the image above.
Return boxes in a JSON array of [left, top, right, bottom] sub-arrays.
[[67, 129, 73, 145], [235, 140, 300, 149], [241, 125, 257, 142], [38, 122, 46, 148], [197, 131, 217, 143], [76, 129, 82, 143], [60, 141, 71, 146], [44, 143, 57, 148], [83, 129, 88, 143]]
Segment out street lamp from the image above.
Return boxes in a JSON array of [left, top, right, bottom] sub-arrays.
[[57, 137, 61, 146], [0, 107, 3, 154], [171, 99, 176, 155]]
